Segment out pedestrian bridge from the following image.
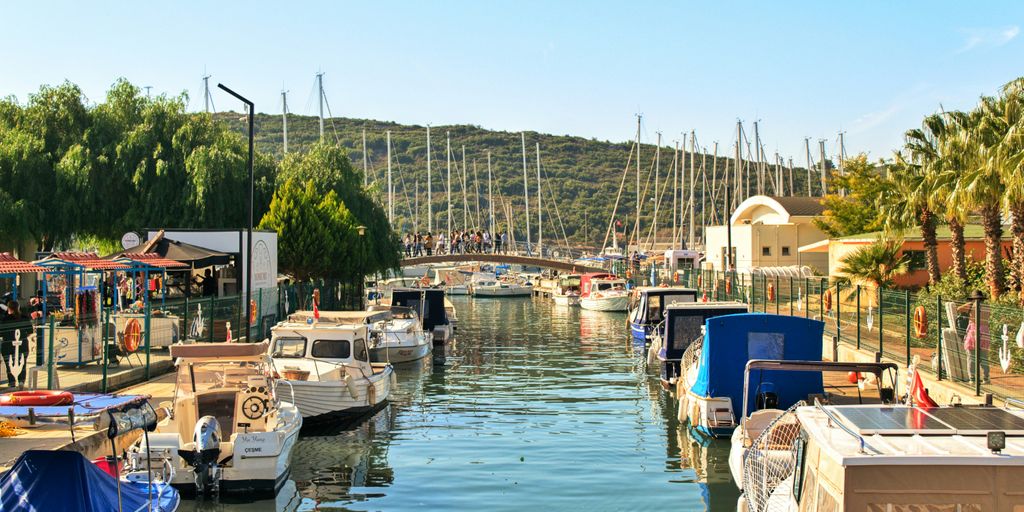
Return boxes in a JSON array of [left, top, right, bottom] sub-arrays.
[[400, 253, 606, 273]]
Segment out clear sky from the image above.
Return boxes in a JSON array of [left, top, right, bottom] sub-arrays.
[[2, 1, 1022, 162]]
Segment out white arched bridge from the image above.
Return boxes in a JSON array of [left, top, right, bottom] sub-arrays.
[[400, 252, 607, 273]]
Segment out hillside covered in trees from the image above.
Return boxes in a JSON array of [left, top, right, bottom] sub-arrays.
[[217, 112, 824, 248]]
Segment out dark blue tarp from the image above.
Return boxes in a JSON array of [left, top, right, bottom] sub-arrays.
[[690, 314, 824, 415], [0, 450, 179, 511]]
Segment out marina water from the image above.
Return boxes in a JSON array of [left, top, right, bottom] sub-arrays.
[[213, 297, 739, 511]]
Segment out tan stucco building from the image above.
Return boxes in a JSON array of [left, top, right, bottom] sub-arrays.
[[703, 195, 828, 273]]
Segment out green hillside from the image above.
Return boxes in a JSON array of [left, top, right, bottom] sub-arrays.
[[216, 112, 823, 248]]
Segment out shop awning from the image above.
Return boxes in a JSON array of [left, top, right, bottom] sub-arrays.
[[118, 238, 231, 268], [0, 252, 43, 274], [40, 252, 129, 271], [114, 253, 188, 269], [797, 239, 831, 253]]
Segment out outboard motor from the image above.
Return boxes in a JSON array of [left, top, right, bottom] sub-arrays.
[[755, 382, 779, 411], [178, 415, 222, 494]]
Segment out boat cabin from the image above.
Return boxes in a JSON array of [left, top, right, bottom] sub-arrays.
[[580, 273, 625, 297], [269, 319, 375, 381], [558, 274, 581, 293], [629, 286, 698, 342], [744, 403, 1024, 511], [391, 288, 452, 344]]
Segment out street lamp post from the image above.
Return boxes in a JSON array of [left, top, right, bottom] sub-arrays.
[[357, 226, 367, 309], [217, 83, 255, 343]]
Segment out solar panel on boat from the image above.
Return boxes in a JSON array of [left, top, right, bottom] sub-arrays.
[[828, 406, 954, 435], [923, 407, 1024, 435]]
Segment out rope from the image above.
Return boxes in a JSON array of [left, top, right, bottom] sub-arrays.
[[601, 142, 636, 252]]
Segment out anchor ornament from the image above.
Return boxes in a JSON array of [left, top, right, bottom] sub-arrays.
[[1001, 324, 1013, 373]]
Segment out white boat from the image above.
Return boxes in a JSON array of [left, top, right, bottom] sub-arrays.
[[390, 288, 455, 347], [366, 305, 432, 363], [269, 311, 395, 426], [130, 342, 302, 497], [430, 267, 471, 295], [578, 273, 629, 311], [727, 361, 898, 492], [740, 398, 1024, 512], [552, 274, 581, 306], [471, 278, 533, 297]]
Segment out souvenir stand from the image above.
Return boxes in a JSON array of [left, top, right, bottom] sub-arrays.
[[33, 253, 127, 366], [0, 253, 43, 384], [110, 254, 187, 352]]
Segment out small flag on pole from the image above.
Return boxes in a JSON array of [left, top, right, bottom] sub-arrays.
[[313, 293, 320, 322]]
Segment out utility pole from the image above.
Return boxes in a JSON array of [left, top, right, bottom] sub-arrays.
[[427, 126, 432, 233], [688, 130, 696, 250], [536, 142, 543, 256], [819, 139, 828, 196], [521, 132, 531, 254], [386, 130, 393, 223], [317, 72, 325, 141], [282, 91, 289, 155]]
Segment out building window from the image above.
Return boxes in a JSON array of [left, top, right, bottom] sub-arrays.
[[762, 246, 772, 257], [905, 250, 926, 271], [782, 246, 791, 256]]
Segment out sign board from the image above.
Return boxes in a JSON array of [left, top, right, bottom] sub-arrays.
[[121, 232, 142, 250]]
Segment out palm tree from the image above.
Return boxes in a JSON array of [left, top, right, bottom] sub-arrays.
[[835, 238, 910, 293], [879, 156, 940, 285], [995, 78, 1024, 298]]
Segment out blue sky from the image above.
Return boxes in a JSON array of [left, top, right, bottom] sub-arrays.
[[2, 1, 1022, 162]]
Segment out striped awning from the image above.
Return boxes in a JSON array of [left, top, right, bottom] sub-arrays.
[[0, 253, 43, 274]]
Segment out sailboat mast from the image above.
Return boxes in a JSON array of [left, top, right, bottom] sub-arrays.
[[427, 126, 432, 232], [317, 72, 324, 141], [753, 121, 762, 195], [447, 132, 452, 236], [521, 132, 531, 253], [805, 138, 813, 196], [653, 132, 661, 251], [688, 130, 696, 249], [735, 122, 742, 210], [672, 140, 679, 248], [473, 160, 482, 230], [536, 142, 543, 256], [386, 130, 393, 223], [487, 151, 495, 234], [788, 157, 795, 197], [819, 139, 828, 196], [415, 179, 419, 232], [635, 115, 642, 253], [711, 142, 719, 225], [461, 146, 469, 231], [360, 128, 368, 186], [282, 91, 289, 155]]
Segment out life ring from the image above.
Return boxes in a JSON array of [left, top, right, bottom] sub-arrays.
[[913, 306, 928, 339], [823, 289, 833, 313], [123, 319, 142, 353], [250, 300, 257, 324], [0, 390, 74, 406], [673, 272, 679, 283], [767, 282, 775, 302], [625, 270, 632, 279]]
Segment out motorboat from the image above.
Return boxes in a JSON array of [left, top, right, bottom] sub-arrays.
[[648, 301, 747, 389], [578, 273, 629, 311], [391, 288, 455, 348], [471, 279, 533, 297], [675, 313, 824, 440], [627, 286, 698, 344], [269, 312, 394, 425], [366, 304, 432, 363], [727, 361, 899, 492], [740, 399, 1024, 512], [130, 342, 302, 497], [552, 274, 581, 306], [431, 267, 470, 295]]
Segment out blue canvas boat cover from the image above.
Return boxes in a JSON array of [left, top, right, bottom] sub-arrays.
[[0, 450, 179, 511], [690, 314, 824, 414]]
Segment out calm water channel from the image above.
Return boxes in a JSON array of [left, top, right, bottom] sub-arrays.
[[201, 297, 739, 511]]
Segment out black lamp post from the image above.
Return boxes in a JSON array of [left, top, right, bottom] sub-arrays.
[[217, 83, 254, 343], [969, 289, 986, 396], [357, 226, 367, 309]]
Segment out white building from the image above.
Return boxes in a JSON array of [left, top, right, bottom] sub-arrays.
[[703, 196, 828, 273]]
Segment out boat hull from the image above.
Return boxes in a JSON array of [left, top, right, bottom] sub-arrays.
[[552, 294, 580, 306], [472, 287, 532, 297], [630, 321, 650, 344], [285, 366, 394, 425], [579, 295, 628, 311], [370, 340, 432, 364], [445, 285, 470, 295]]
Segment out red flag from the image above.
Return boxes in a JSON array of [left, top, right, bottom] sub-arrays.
[[225, 322, 233, 342], [313, 293, 320, 320], [910, 368, 938, 408]]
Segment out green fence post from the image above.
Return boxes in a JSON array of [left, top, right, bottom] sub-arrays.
[[805, 278, 810, 319], [101, 306, 109, 393], [144, 300, 151, 380], [183, 295, 190, 341], [788, 277, 794, 316], [878, 289, 885, 358], [856, 285, 861, 350], [936, 294, 943, 381], [905, 289, 912, 366], [47, 315, 55, 390], [209, 296, 215, 343], [819, 279, 824, 321], [835, 281, 841, 344], [258, 288, 264, 341]]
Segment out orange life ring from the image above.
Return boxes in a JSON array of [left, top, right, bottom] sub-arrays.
[[123, 318, 142, 353], [913, 305, 928, 339], [673, 272, 679, 283], [0, 390, 74, 406], [823, 289, 833, 313], [767, 281, 776, 302]]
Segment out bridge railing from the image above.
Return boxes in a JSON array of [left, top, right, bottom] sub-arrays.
[[413, 239, 587, 262]]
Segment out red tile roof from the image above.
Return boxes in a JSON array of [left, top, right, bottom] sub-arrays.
[[46, 252, 130, 270], [117, 253, 188, 268], [0, 253, 43, 274]]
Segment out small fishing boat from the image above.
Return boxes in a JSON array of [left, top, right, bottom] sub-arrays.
[[627, 286, 698, 344], [740, 399, 1024, 512], [470, 275, 533, 297], [578, 273, 629, 311], [676, 313, 824, 440], [367, 305, 432, 363], [130, 342, 301, 497], [552, 274, 581, 306], [648, 301, 748, 389], [727, 360, 899, 492], [270, 312, 395, 424]]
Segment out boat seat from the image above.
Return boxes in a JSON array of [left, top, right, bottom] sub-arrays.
[[196, 390, 238, 436], [743, 409, 785, 447]]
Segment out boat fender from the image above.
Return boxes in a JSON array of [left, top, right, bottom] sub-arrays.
[[390, 369, 397, 389], [725, 277, 732, 295], [913, 306, 928, 338], [0, 390, 74, 406], [767, 281, 775, 302], [367, 382, 377, 406], [823, 289, 833, 313], [344, 374, 358, 400], [646, 339, 660, 367]]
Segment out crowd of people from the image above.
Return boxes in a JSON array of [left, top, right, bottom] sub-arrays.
[[402, 230, 510, 257]]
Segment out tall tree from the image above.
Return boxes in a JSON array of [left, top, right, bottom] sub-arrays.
[[813, 154, 886, 238], [879, 157, 940, 285]]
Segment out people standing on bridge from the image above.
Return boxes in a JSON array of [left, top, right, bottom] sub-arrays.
[[416, 233, 424, 256], [403, 234, 411, 257], [424, 233, 434, 256], [483, 231, 491, 253], [500, 232, 507, 253]]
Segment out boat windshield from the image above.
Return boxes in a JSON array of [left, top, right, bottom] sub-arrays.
[[390, 307, 417, 320], [271, 337, 306, 358], [175, 360, 268, 399]]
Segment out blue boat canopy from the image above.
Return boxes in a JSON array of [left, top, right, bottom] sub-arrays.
[[0, 450, 179, 512], [690, 313, 824, 415]]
